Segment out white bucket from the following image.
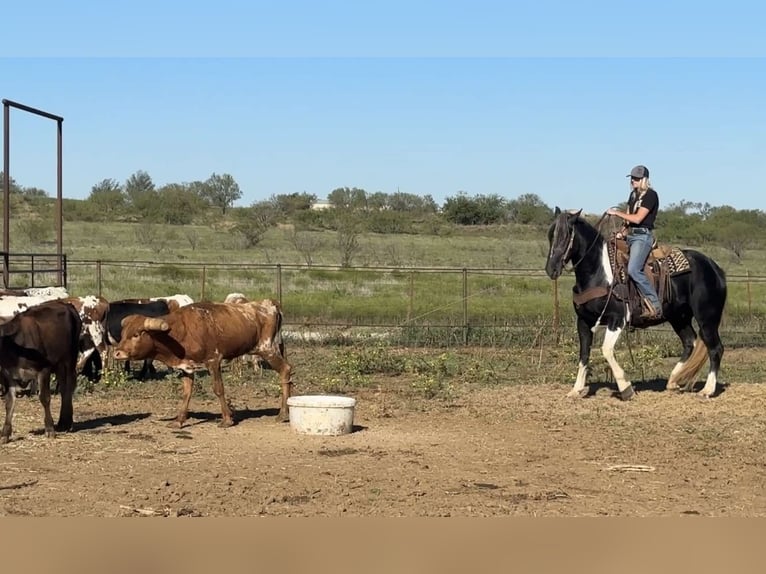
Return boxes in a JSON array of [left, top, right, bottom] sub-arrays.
[[287, 395, 357, 436]]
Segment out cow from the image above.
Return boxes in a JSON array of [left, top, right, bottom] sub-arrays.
[[223, 292, 268, 376], [0, 300, 81, 443], [150, 294, 194, 310], [104, 299, 172, 379], [114, 299, 293, 428], [61, 295, 110, 382]]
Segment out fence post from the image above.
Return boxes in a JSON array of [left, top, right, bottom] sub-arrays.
[[200, 266, 207, 301], [96, 260, 102, 297], [30, 255, 35, 287], [407, 271, 414, 323], [276, 263, 283, 305], [553, 278, 560, 345], [747, 270, 752, 319], [462, 268, 468, 345]]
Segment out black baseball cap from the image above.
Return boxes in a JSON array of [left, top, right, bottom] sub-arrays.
[[627, 165, 649, 179]]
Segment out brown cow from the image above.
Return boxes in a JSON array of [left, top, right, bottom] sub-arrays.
[[223, 292, 267, 377], [0, 300, 81, 443], [114, 299, 292, 428]]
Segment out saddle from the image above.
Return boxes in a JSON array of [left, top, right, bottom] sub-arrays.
[[608, 234, 691, 323], [571, 232, 692, 326]]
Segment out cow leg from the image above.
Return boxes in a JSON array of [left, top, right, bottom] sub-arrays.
[[210, 361, 234, 428], [55, 364, 76, 433], [1, 385, 16, 443], [259, 352, 293, 422], [171, 375, 195, 428], [39, 372, 56, 438]]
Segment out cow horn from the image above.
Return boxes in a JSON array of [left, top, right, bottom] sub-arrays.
[[143, 317, 170, 331]]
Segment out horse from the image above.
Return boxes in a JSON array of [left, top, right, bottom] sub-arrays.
[[544, 208, 727, 400]]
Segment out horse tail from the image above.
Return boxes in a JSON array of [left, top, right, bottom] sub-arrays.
[[671, 337, 708, 389]]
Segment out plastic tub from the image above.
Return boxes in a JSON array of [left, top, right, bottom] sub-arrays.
[[287, 395, 357, 436]]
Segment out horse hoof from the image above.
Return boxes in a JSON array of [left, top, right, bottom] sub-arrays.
[[566, 388, 588, 399], [167, 420, 184, 429], [620, 386, 636, 401], [0, 435, 9, 445], [696, 392, 712, 400], [46, 429, 56, 439], [218, 419, 235, 428], [665, 382, 679, 392]]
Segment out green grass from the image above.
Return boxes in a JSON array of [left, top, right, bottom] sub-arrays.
[[5, 219, 766, 347]]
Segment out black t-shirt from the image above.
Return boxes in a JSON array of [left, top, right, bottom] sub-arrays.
[[627, 188, 659, 229]]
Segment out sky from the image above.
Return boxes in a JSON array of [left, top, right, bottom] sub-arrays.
[[1, 0, 765, 215]]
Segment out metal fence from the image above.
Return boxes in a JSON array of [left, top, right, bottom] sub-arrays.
[[58, 259, 766, 349]]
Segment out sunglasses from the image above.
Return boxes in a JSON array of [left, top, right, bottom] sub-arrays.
[[630, 176, 642, 182]]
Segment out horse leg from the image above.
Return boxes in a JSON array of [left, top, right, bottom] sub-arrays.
[[666, 320, 697, 391], [601, 326, 635, 400], [697, 323, 724, 399], [568, 317, 593, 398]]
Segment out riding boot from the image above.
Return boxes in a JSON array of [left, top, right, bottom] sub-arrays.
[[640, 298, 662, 320]]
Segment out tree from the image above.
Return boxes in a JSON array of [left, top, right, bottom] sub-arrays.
[[388, 191, 438, 213], [154, 183, 206, 224], [202, 173, 242, 214], [704, 206, 765, 260], [442, 192, 509, 225], [330, 211, 362, 267], [507, 193, 553, 225], [87, 179, 126, 219], [289, 229, 323, 266], [0, 172, 23, 196], [20, 187, 48, 199], [328, 187, 368, 211], [234, 200, 279, 247], [272, 192, 316, 215], [125, 170, 158, 218]]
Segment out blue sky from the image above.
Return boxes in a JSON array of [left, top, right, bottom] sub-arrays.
[[2, 0, 765, 214]]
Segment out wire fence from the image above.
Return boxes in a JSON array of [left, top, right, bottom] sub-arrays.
[[54, 258, 766, 349]]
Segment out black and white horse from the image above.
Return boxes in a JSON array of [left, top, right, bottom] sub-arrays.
[[545, 208, 727, 400]]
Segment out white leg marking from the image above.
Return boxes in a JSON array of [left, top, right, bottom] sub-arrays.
[[666, 361, 684, 390], [699, 370, 717, 398], [601, 327, 632, 393], [567, 361, 589, 398]]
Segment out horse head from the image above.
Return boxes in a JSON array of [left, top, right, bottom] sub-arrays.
[[545, 207, 582, 280]]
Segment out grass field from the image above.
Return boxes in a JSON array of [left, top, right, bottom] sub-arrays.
[[5, 218, 766, 350]]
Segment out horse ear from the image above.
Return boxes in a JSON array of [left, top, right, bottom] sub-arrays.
[[554, 206, 561, 216]]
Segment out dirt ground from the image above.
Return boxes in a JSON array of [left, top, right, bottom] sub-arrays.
[[1, 347, 766, 517]]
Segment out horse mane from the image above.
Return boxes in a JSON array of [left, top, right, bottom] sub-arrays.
[[571, 215, 604, 245]]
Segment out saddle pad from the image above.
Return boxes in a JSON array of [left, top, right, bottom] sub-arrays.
[[607, 241, 691, 280], [664, 247, 692, 276]]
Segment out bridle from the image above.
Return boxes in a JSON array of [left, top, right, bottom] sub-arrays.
[[559, 212, 609, 273]]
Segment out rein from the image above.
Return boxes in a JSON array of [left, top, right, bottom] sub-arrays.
[[564, 212, 609, 272]]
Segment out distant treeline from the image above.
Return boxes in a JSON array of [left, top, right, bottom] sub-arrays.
[[2, 170, 764, 260]]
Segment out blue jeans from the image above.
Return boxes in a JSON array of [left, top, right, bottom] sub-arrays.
[[626, 231, 661, 311]]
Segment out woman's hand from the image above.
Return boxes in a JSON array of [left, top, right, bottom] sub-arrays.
[[607, 207, 620, 217]]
